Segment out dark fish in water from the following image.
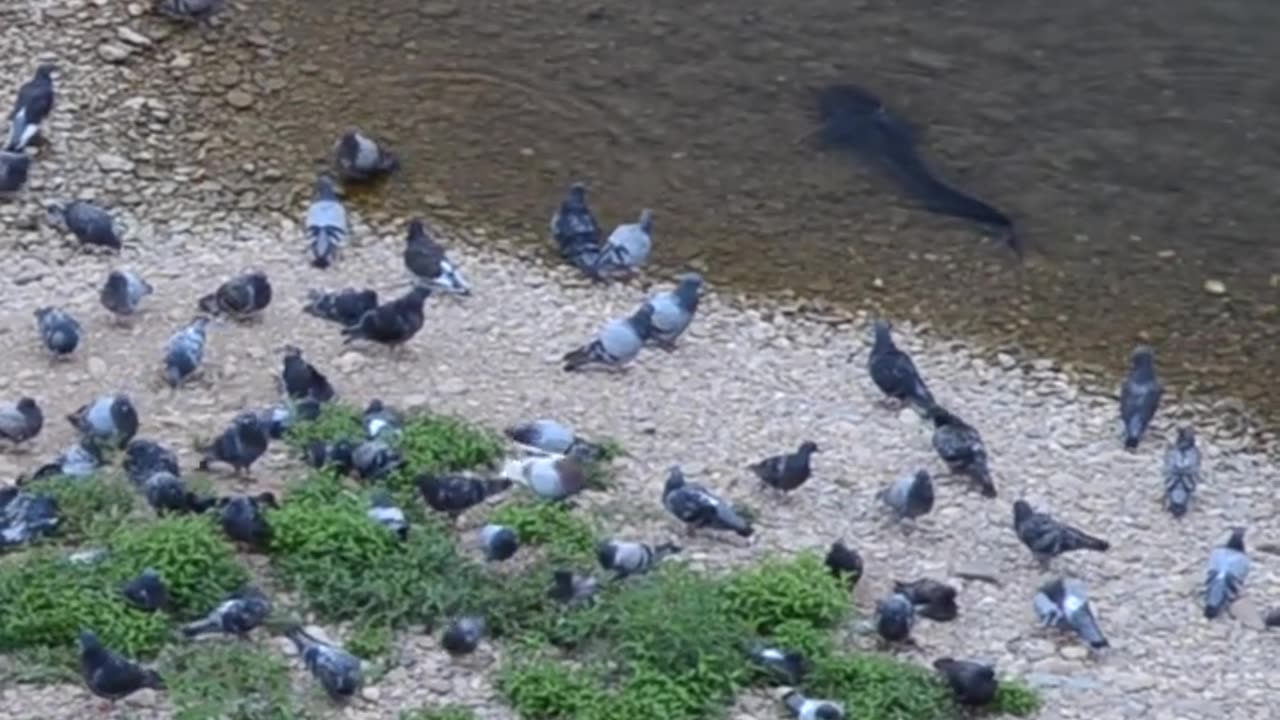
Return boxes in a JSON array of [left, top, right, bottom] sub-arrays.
[[816, 84, 1019, 255]]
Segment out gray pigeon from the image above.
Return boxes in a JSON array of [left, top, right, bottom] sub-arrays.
[[367, 490, 409, 540], [0, 396, 42, 446], [0, 486, 60, 547], [1012, 500, 1110, 567], [5, 64, 54, 152], [122, 568, 170, 612], [934, 658, 998, 706], [34, 306, 81, 358], [362, 399, 403, 441], [1120, 345, 1163, 450], [562, 304, 654, 372], [218, 493, 277, 549], [782, 690, 845, 720], [154, 0, 226, 22], [123, 438, 181, 487], [46, 200, 120, 251], [596, 539, 681, 580], [748, 441, 819, 495], [284, 625, 363, 701], [416, 474, 512, 519], [550, 182, 602, 274], [305, 175, 347, 269], [0, 150, 30, 193], [880, 469, 934, 520], [593, 208, 653, 277], [198, 271, 272, 320], [100, 269, 154, 320], [480, 524, 518, 561], [505, 418, 606, 463], [281, 345, 335, 403], [1163, 427, 1200, 518], [67, 394, 139, 448], [164, 316, 211, 388], [258, 400, 314, 442], [867, 320, 935, 410], [28, 439, 103, 481], [927, 405, 996, 498], [198, 412, 269, 474], [441, 616, 486, 656], [403, 219, 471, 295], [747, 643, 809, 685], [662, 465, 753, 537], [144, 471, 216, 516], [1204, 527, 1249, 619], [78, 630, 165, 703], [181, 587, 273, 637], [303, 287, 379, 327], [645, 272, 704, 349], [333, 128, 399, 183], [501, 456, 588, 502], [875, 592, 916, 642], [350, 440, 404, 481], [1033, 577, 1108, 649], [548, 569, 600, 608]]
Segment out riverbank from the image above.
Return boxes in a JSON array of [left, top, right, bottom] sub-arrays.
[[0, 3, 1277, 720]]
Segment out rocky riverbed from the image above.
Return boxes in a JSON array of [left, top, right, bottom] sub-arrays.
[[0, 3, 1277, 720]]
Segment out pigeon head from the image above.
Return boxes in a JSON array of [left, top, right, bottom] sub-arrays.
[[628, 303, 656, 335], [140, 567, 162, 580], [190, 316, 212, 332], [798, 441, 820, 456], [36, 63, 56, 79], [663, 466, 686, 496], [1226, 527, 1247, 552], [1175, 426, 1196, 449], [17, 397, 38, 414], [406, 285, 433, 305], [365, 399, 385, 414], [314, 175, 338, 200], [872, 319, 893, 346], [1012, 500, 1033, 525], [1130, 345, 1156, 370], [282, 344, 302, 359], [253, 491, 279, 509], [233, 412, 263, 432], [815, 708, 843, 720], [77, 629, 103, 653], [566, 182, 587, 205], [43, 203, 67, 227], [406, 218, 428, 243], [637, 208, 655, 232]]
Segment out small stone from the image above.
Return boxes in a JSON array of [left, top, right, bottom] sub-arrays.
[[225, 89, 255, 110], [997, 352, 1016, 369], [97, 43, 133, 64], [420, 1, 460, 18], [1202, 279, 1227, 295], [171, 53, 193, 70], [1059, 645, 1088, 660], [116, 27, 152, 47], [87, 357, 108, 378], [95, 153, 135, 174], [1156, 249, 1176, 259], [952, 563, 1001, 586], [360, 686, 381, 702]]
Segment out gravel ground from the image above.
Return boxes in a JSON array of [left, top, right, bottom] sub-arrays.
[[1, 3, 1278, 720]]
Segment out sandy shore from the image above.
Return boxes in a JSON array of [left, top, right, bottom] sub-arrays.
[[0, 3, 1278, 719]]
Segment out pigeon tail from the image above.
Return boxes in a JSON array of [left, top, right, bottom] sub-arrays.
[[196, 292, 219, 315], [561, 342, 603, 372]]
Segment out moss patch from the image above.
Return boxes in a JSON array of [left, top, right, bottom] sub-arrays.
[[105, 515, 250, 618], [721, 551, 849, 634], [489, 500, 598, 562], [399, 707, 477, 720], [162, 641, 307, 720]]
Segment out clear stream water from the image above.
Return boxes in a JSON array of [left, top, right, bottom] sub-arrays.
[[219, 0, 1278, 434]]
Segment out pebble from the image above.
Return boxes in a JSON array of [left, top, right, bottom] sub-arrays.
[[1203, 279, 1227, 295], [116, 26, 152, 47], [97, 42, 133, 63], [95, 153, 136, 174], [225, 89, 256, 110]]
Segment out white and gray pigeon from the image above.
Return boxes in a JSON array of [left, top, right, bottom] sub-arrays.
[[747, 643, 809, 685], [781, 690, 845, 720], [0, 486, 60, 548], [198, 271, 272, 320], [875, 592, 916, 642], [644, 272, 704, 349], [305, 175, 347, 269], [0, 396, 43, 446], [367, 490, 409, 540], [34, 306, 81, 358], [363, 399, 403, 441], [198, 412, 269, 475], [880, 469, 934, 520], [504, 419, 606, 463], [78, 630, 165, 703], [501, 456, 588, 502], [46, 200, 121, 251], [121, 568, 170, 612], [867, 319, 935, 410], [333, 128, 399, 183], [927, 405, 997, 498], [28, 439, 103, 482], [403, 218, 471, 295], [1163, 427, 1201, 518], [562, 304, 654, 372], [154, 0, 227, 22], [67, 394, 139, 448], [5, 64, 54, 152], [1012, 500, 1110, 567], [662, 465, 753, 537], [164, 316, 211, 388], [480, 524, 518, 561], [100, 269, 154, 320], [593, 208, 653, 277], [181, 587, 273, 637], [350, 440, 404, 481], [596, 539, 681, 581], [285, 625, 364, 701], [549, 181, 602, 274], [1033, 577, 1108, 649], [0, 150, 30, 193], [548, 569, 600, 608], [1204, 527, 1249, 619], [1120, 345, 1163, 450]]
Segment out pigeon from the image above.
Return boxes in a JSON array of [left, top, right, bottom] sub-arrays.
[[46, 201, 121, 251], [748, 441, 820, 495], [281, 345, 335, 403], [645, 272, 704, 349], [933, 658, 998, 706], [100, 270, 154, 320], [181, 587, 273, 637], [350, 440, 404, 481], [258, 399, 321, 440], [748, 643, 809, 685], [593, 208, 654, 277], [893, 578, 958, 622], [198, 412, 269, 474], [441, 616, 486, 656], [875, 592, 916, 642], [1163, 427, 1200, 518], [562, 304, 654, 372], [549, 181, 603, 273], [416, 474, 512, 519], [927, 405, 996, 498], [218, 493, 277, 549], [333, 128, 399, 183], [34, 306, 81, 358], [596, 539, 682, 580], [198, 271, 272, 320], [367, 490, 409, 540], [0, 150, 30, 193], [5, 64, 54, 152], [122, 568, 170, 612], [1204, 527, 1250, 619], [1012, 500, 1110, 567], [662, 465, 753, 537], [866, 320, 935, 410], [403, 219, 471, 295], [824, 540, 863, 587], [341, 286, 432, 350], [78, 630, 165, 704], [163, 316, 211, 388], [1120, 345, 1163, 450], [362, 399, 403, 441], [0, 486, 60, 547], [548, 569, 600, 607], [305, 438, 356, 475], [284, 625, 364, 701], [123, 438, 180, 487], [1033, 578, 1108, 649], [27, 439, 103, 481], [154, 0, 227, 23], [143, 471, 216, 515], [480, 524, 519, 561], [1265, 608, 1280, 629], [0, 396, 42, 446], [781, 690, 845, 720], [305, 175, 348, 269], [68, 394, 139, 448], [880, 469, 934, 520], [500, 456, 588, 502], [303, 287, 379, 327], [505, 419, 606, 463]]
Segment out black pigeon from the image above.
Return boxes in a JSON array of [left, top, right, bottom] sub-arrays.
[[303, 287, 379, 327], [927, 405, 996, 497], [198, 271, 272, 321], [198, 412, 269, 475], [748, 642, 809, 685], [34, 306, 81, 358], [662, 465, 753, 537], [1264, 607, 1280, 628], [362, 399, 404, 441], [305, 438, 356, 475], [1119, 345, 1163, 450], [548, 569, 600, 608], [480, 524, 519, 561], [163, 316, 211, 388], [441, 616, 486, 656], [122, 568, 170, 612], [351, 440, 404, 481], [0, 150, 30, 193], [880, 469, 934, 520], [867, 320, 935, 410], [549, 181, 603, 274], [123, 438, 181, 487], [1163, 427, 1201, 518], [934, 658, 998, 706], [367, 490, 409, 540], [181, 587, 273, 637], [78, 630, 165, 703], [748, 441, 819, 495], [1013, 500, 1110, 567], [284, 625, 364, 701], [416, 474, 512, 519], [596, 539, 682, 581], [218, 493, 277, 549], [5, 63, 55, 151], [875, 592, 916, 643], [0, 486, 61, 548], [143, 471, 216, 515], [0, 396, 42, 446], [341, 286, 432, 349], [68, 393, 139, 449], [281, 345, 335, 402], [46, 200, 121, 251], [333, 128, 399, 183], [893, 578, 958, 622], [403, 218, 471, 295], [824, 541, 863, 587]]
